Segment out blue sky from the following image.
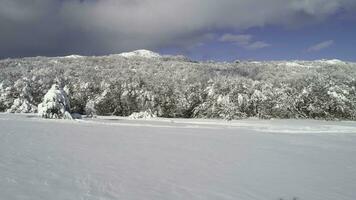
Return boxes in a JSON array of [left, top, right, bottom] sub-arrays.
[[1, 0, 356, 61], [161, 16, 356, 61]]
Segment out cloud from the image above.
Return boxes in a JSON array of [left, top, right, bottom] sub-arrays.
[[219, 34, 252, 45], [307, 40, 334, 52], [219, 34, 270, 50], [246, 41, 271, 50], [0, 0, 355, 57]]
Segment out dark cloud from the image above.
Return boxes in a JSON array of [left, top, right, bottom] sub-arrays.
[[0, 0, 355, 58]]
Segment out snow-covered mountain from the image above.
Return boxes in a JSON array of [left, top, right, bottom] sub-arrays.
[[119, 49, 161, 58]]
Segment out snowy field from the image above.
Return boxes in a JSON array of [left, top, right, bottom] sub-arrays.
[[1, 113, 356, 200]]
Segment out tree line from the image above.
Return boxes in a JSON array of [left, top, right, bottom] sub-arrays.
[[1, 55, 355, 120]]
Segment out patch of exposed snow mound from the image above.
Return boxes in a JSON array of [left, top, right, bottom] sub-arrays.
[[63, 55, 84, 59], [128, 110, 157, 119], [280, 62, 303, 67], [318, 59, 346, 65], [38, 84, 72, 119], [119, 49, 161, 58], [6, 98, 37, 113], [249, 61, 261, 64]]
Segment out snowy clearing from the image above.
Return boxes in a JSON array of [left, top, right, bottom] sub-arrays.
[[1, 113, 356, 200]]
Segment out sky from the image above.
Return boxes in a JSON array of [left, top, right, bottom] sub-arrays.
[[0, 0, 356, 61]]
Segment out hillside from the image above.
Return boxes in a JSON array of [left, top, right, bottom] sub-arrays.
[[1, 50, 356, 120]]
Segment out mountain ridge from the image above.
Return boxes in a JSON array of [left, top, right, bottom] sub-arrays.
[[1, 49, 353, 64]]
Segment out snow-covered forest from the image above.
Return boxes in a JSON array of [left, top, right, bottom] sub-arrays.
[[1, 50, 356, 120]]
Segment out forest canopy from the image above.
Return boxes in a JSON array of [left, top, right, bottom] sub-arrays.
[[1, 53, 355, 120]]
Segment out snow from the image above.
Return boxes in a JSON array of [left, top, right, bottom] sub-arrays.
[[63, 55, 84, 59], [249, 61, 261, 64], [1, 113, 356, 200], [278, 62, 314, 68], [119, 49, 161, 58], [280, 62, 303, 67], [318, 59, 346, 65], [216, 95, 230, 105], [128, 110, 157, 119], [276, 60, 346, 68], [328, 90, 348, 101]]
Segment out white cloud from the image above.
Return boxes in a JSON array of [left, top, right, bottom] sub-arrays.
[[219, 34, 270, 50], [246, 41, 271, 50], [0, 0, 354, 57], [307, 40, 334, 52]]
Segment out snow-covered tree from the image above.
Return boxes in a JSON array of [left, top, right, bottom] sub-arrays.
[[6, 98, 37, 113], [6, 78, 37, 113], [38, 84, 72, 119], [85, 100, 97, 117], [0, 81, 16, 111]]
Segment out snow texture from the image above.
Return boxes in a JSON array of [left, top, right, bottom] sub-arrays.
[[0, 113, 356, 200]]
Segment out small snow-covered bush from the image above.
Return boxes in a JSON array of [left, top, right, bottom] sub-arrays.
[[38, 84, 72, 119], [85, 100, 97, 117], [128, 110, 157, 119], [6, 98, 37, 113]]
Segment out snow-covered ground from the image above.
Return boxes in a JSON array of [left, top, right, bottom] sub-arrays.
[[1, 113, 356, 200]]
